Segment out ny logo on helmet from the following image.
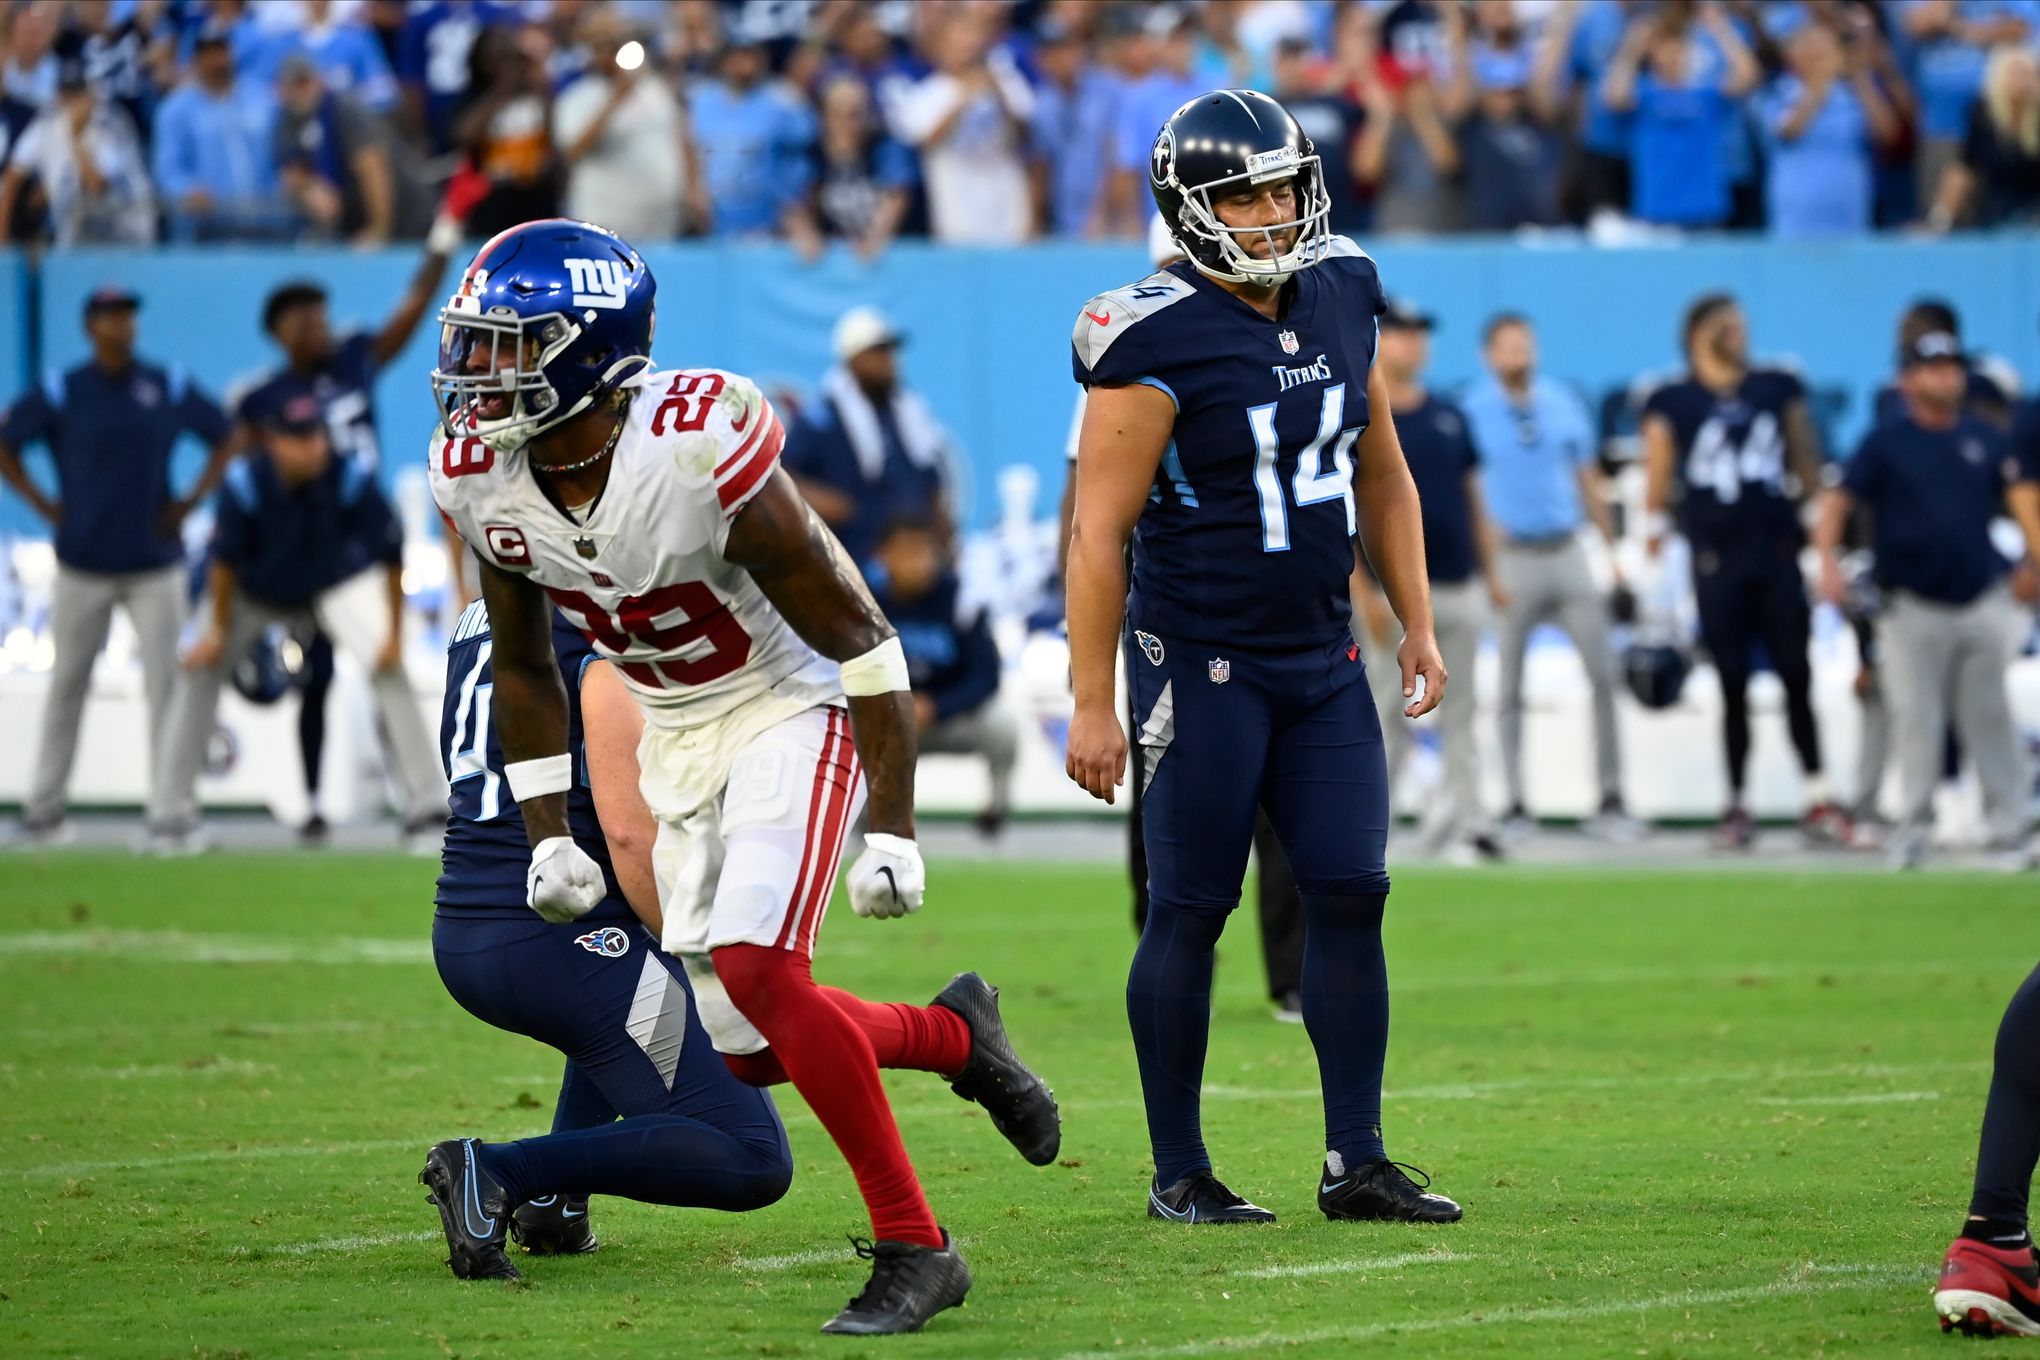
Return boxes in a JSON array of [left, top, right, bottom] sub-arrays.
[[565, 257, 631, 310]]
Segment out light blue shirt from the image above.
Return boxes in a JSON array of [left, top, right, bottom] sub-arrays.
[[1762, 77, 1872, 238], [150, 79, 278, 204], [1459, 375, 1595, 539], [1032, 66, 1121, 236], [249, 23, 398, 111], [687, 79, 815, 236], [1904, 0, 2039, 140]]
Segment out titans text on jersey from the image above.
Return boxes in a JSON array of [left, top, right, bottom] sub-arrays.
[[1071, 235, 1386, 650]]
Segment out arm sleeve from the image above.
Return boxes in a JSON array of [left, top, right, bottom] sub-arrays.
[[930, 603, 1001, 722], [176, 376, 231, 445], [874, 137, 917, 189], [343, 462, 405, 568], [347, 28, 398, 110], [2012, 402, 2040, 484], [0, 385, 55, 449], [212, 484, 253, 568], [1841, 431, 1882, 499], [148, 99, 194, 199]]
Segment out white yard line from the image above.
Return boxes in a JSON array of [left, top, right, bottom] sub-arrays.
[[16, 1137, 427, 1179], [1755, 1091, 1941, 1106], [1047, 1265, 1925, 1360], [0, 930, 430, 965], [233, 1231, 440, 1257], [1203, 1059, 1988, 1105], [1233, 1250, 1472, 1280]]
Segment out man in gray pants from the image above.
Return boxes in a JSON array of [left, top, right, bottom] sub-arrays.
[[1357, 298, 1507, 860], [148, 393, 444, 852], [1816, 330, 2040, 869], [0, 287, 237, 844], [1457, 314, 1636, 838]]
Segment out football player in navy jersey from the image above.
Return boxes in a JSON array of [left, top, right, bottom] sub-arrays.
[[1639, 294, 1851, 850], [1066, 89, 1461, 1227], [422, 598, 794, 1280]]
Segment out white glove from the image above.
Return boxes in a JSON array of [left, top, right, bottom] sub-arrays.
[[527, 835, 606, 923], [846, 833, 924, 920]]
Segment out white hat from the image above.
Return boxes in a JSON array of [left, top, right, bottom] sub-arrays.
[[832, 305, 903, 361], [1148, 213, 1185, 268]]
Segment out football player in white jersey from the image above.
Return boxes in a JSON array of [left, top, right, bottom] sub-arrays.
[[425, 219, 1058, 1336]]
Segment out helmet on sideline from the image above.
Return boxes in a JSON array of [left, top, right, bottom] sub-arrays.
[[430, 219, 656, 453], [1623, 640, 1692, 710], [1148, 89, 1331, 288]]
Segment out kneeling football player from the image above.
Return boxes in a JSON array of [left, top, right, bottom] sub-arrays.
[[421, 600, 795, 1278]]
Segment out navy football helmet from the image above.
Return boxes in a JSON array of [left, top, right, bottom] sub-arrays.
[[1149, 89, 1331, 287], [430, 219, 656, 452], [1623, 639, 1692, 710]]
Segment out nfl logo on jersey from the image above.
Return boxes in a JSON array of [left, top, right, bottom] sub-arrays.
[[1208, 658, 1231, 684], [574, 535, 598, 559], [1279, 330, 1299, 355]]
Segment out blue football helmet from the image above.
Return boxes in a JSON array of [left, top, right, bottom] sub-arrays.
[[430, 219, 657, 452]]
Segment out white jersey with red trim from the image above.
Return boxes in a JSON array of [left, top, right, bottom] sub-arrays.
[[429, 365, 842, 742]]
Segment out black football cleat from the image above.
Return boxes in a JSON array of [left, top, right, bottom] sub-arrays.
[[931, 972, 1061, 1166], [1319, 1158, 1463, 1223], [419, 1138, 521, 1280], [819, 1232, 972, 1335], [1147, 1171, 1277, 1224], [510, 1194, 598, 1256]]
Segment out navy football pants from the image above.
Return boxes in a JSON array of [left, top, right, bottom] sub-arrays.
[[433, 914, 791, 1210], [1124, 625, 1393, 1184]]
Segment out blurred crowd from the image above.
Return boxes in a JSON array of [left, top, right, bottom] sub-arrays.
[[4, 0, 2040, 252]]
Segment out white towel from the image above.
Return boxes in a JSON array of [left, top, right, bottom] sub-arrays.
[[820, 365, 954, 491]]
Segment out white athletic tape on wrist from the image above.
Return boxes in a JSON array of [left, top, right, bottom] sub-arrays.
[[505, 753, 572, 802], [839, 636, 910, 696]]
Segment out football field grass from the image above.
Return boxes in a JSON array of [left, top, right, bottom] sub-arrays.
[[1, 850, 2033, 1358]]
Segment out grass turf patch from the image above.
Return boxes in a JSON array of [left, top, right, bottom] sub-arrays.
[[0, 853, 2030, 1358]]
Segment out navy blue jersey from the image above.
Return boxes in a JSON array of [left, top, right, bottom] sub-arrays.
[[1072, 237, 1386, 650], [1642, 368, 1806, 548], [0, 361, 228, 574], [435, 599, 628, 920], [232, 332, 383, 467], [1393, 394, 1480, 584], [1843, 414, 2026, 605], [214, 450, 403, 607]]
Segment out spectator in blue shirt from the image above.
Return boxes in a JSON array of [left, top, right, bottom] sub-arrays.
[[1900, 0, 2035, 207], [1762, 20, 1900, 237], [1815, 330, 2040, 866], [149, 391, 446, 854], [1602, 3, 1759, 227], [151, 26, 289, 242], [249, 0, 398, 113], [687, 39, 814, 237], [1533, 0, 1634, 217], [868, 518, 1016, 835], [1030, 17, 1120, 238], [1460, 313, 1635, 837], [0, 287, 237, 843], [1106, 8, 1202, 234], [398, 0, 519, 154]]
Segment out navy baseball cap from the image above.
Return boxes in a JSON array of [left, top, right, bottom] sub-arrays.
[[1901, 330, 1965, 368], [1380, 297, 1435, 331], [266, 393, 328, 436], [84, 286, 141, 317]]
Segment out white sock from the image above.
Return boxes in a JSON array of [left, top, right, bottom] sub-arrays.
[[1804, 774, 1831, 808]]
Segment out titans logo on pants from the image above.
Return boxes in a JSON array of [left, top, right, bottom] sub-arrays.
[[575, 927, 631, 958]]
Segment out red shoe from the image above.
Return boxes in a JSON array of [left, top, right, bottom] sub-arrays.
[[1935, 1235, 2040, 1337], [1802, 801, 1858, 849]]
